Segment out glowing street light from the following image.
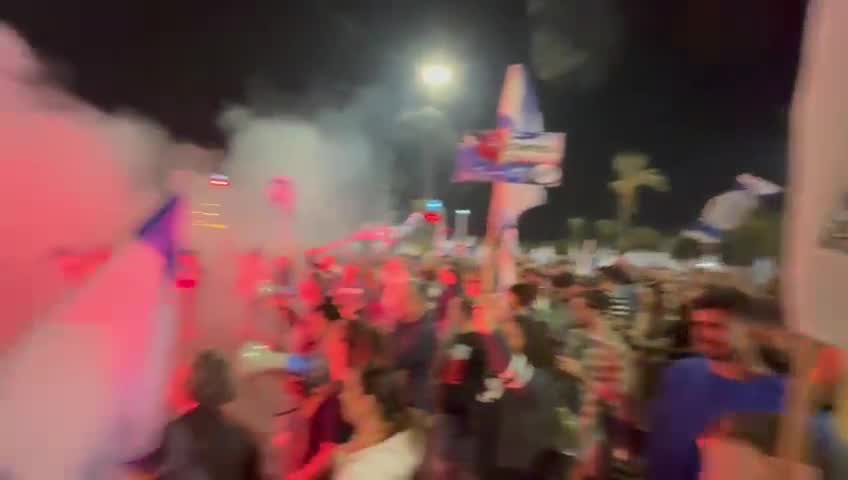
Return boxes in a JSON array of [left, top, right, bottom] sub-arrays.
[[418, 63, 453, 88]]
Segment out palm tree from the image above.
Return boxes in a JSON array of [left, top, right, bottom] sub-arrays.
[[609, 152, 669, 230], [567, 217, 586, 245], [594, 219, 619, 248]]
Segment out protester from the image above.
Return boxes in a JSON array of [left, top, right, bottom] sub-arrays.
[[434, 296, 488, 479], [646, 286, 785, 480], [132, 350, 263, 480], [508, 282, 555, 370], [631, 281, 666, 342], [299, 299, 353, 468], [598, 265, 638, 331], [12, 200, 838, 480], [334, 365, 428, 479], [388, 281, 438, 413], [558, 289, 633, 478], [489, 315, 563, 480], [507, 282, 538, 318], [547, 271, 581, 339]]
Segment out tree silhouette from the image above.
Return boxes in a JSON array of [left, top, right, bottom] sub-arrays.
[[567, 217, 586, 244], [609, 152, 669, 231]]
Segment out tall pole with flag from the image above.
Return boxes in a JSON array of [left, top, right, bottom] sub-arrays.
[[454, 65, 565, 289], [0, 198, 183, 479]]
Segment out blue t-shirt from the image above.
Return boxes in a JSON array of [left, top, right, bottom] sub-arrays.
[[646, 357, 785, 480]]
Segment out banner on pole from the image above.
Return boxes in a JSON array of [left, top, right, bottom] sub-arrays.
[[453, 130, 565, 185], [453, 65, 565, 187]]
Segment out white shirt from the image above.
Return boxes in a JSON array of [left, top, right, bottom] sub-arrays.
[[334, 430, 423, 480]]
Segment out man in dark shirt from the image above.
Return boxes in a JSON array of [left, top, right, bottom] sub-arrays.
[[508, 282, 555, 370], [391, 283, 438, 413], [436, 297, 488, 478], [131, 350, 262, 480]]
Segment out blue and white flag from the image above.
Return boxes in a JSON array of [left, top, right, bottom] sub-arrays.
[[458, 65, 563, 288], [0, 198, 183, 479], [454, 65, 565, 187], [682, 174, 782, 243]]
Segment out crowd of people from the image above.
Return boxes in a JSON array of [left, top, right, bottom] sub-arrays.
[[133, 250, 848, 480]]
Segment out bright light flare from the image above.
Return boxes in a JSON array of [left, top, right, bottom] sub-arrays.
[[419, 63, 453, 88]]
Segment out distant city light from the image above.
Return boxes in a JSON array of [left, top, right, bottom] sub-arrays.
[[192, 222, 229, 229], [425, 199, 444, 211], [209, 174, 230, 186]]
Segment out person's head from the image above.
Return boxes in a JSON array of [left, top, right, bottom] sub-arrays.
[[501, 317, 529, 354], [552, 272, 580, 302], [340, 364, 410, 434], [690, 287, 751, 362], [308, 297, 342, 337], [569, 289, 609, 328], [461, 269, 482, 299], [448, 296, 475, 329], [437, 265, 458, 287], [346, 320, 387, 368], [640, 282, 665, 317], [189, 350, 235, 409], [521, 268, 546, 288], [501, 315, 553, 368], [598, 265, 631, 292], [508, 282, 537, 310]]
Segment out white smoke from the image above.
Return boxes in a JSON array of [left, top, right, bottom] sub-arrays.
[[219, 99, 396, 251], [0, 24, 399, 353], [0, 25, 176, 349]]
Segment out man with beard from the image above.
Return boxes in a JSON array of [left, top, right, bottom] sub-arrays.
[[646, 287, 785, 480]]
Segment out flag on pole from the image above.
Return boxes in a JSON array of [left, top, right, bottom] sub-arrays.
[[682, 174, 782, 243], [492, 66, 561, 287], [454, 64, 565, 189], [0, 198, 183, 479]]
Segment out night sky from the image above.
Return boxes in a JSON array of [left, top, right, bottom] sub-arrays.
[[1, 0, 807, 240]]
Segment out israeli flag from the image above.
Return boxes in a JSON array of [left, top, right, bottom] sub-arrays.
[[0, 198, 183, 479], [682, 174, 782, 243]]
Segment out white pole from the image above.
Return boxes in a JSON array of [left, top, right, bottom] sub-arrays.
[[454, 209, 470, 241]]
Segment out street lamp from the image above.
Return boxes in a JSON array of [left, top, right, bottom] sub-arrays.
[[414, 61, 454, 198], [418, 63, 453, 88]]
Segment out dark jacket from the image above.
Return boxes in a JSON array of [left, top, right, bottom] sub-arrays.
[[393, 311, 437, 412], [132, 406, 262, 480], [494, 369, 562, 471]]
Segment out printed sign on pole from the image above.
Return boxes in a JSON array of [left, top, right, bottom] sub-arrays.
[[454, 65, 566, 187]]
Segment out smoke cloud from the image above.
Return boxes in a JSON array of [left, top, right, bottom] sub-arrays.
[[0, 24, 400, 352], [218, 94, 396, 251], [0, 25, 174, 348]]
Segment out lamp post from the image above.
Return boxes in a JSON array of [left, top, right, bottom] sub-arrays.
[[416, 62, 453, 198]]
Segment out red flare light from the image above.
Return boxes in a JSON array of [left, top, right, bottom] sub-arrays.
[[424, 212, 442, 224]]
